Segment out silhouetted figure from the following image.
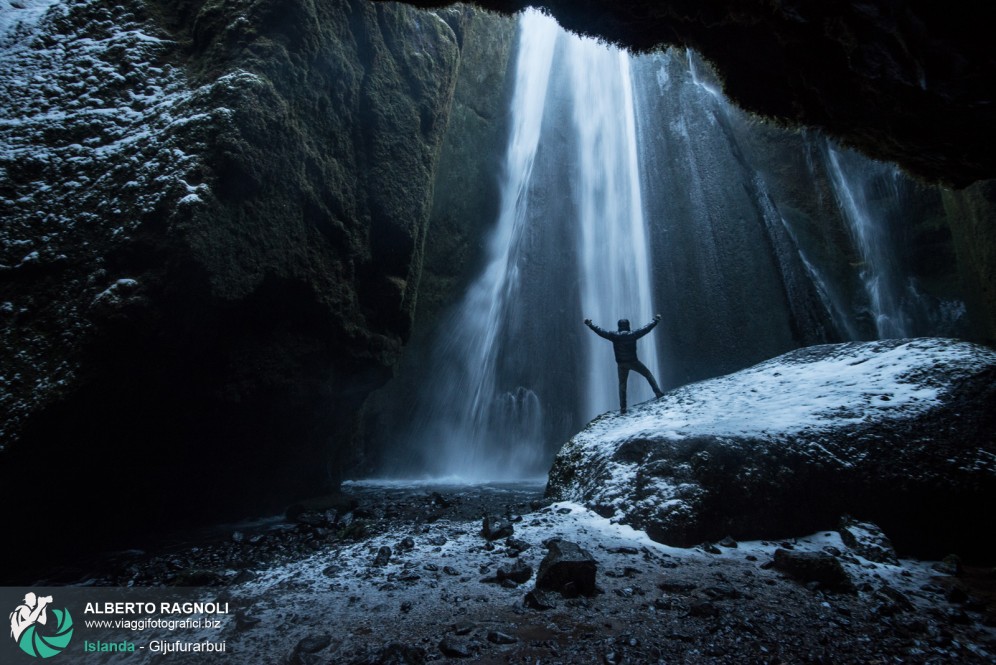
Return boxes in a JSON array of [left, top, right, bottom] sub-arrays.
[[584, 315, 664, 414]]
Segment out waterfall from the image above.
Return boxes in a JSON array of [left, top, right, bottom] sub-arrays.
[[566, 29, 660, 419], [395, 10, 659, 480], [824, 145, 920, 338]]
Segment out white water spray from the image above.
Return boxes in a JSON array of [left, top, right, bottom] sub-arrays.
[[825, 146, 914, 338], [405, 11, 659, 479], [566, 34, 660, 419]]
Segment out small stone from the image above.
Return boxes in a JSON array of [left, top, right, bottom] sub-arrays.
[[443, 565, 459, 576], [438, 637, 473, 658], [487, 631, 517, 645], [689, 600, 719, 617], [838, 516, 899, 565], [231, 530, 245, 544], [397, 536, 415, 551], [452, 621, 475, 636], [372, 643, 426, 665], [772, 548, 855, 593], [373, 546, 392, 567], [497, 559, 533, 585], [235, 612, 261, 631], [294, 633, 332, 654], [524, 589, 558, 610], [536, 540, 597, 596], [718, 536, 738, 548], [699, 542, 721, 555], [482, 515, 514, 541]]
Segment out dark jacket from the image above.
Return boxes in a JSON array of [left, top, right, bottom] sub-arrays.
[[586, 319, 658, 363]]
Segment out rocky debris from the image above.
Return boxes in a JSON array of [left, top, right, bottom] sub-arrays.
[[46, 482, 996, 664], [359, 643, 427, 665], [772, 548, 856, 593], [496, 559, 533, 585], [504, 537, 531, 556], [482, 515, 514, 541], [438, 637, 475, 658], [547, 339, 996, 560], [838, 516, 899, 565], [535, 539, 598, 597]]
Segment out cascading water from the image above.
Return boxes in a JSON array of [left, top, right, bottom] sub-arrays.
[[395, 11, 660, 480], [378, 13, 965, 482], [566, 28, 660, 420], [823, 145, 919, 338]]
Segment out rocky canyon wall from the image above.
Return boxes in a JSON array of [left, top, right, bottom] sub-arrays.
[[0, 0, 473, 567]]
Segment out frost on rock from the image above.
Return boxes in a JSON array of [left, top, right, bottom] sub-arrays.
[[0, 0, 240, 442], [547, 338, 996, 557]]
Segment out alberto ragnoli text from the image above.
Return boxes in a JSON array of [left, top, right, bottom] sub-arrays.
[[81, 601, 229, 654]]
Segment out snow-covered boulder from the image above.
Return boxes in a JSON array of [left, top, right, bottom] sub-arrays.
[[546, 338, 996, 559]]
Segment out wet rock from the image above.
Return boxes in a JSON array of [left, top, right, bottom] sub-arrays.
[[838, 516, 899, 564], [482, 515, 514, 541], [497, 559, 533, 585], [438, 637, 473, 658], [505, 537, 531, 555], [688, 599, 720, 617], [426, 534, 447, 547], [699, 542, 722, 554], [397, 536, 415, 551], [772, 548, 856, 593], [487, 630, 517, 644], [234, 611, 261, 631], [536, 540, 597, 596], [719, 536, 738, 548], [443, 565, 460, 576], [452, 621, 475, 636], [231, 530, 245, 544], [373, 546, 392, 567], [364, 643, 426, 665], [524, 589, 558, 610], [289, 633, 333, 665]]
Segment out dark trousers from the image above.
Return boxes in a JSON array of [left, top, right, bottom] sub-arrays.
[[617, 360, 663, 411]]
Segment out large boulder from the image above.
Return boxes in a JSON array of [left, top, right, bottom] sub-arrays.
[[547, 338, 996, 560]]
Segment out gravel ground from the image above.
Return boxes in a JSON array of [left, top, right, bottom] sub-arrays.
[[61, 481, 996, 664]]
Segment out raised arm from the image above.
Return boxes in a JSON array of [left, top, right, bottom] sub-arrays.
[[631, 314, 662, 339], [584, 319, 614, 340]]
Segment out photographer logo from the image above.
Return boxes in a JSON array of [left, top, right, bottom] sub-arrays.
[[8, 592, 74, 658]]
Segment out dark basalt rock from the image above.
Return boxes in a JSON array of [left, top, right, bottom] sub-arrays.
[[535, 540, 598, 596], [390, 0, 996, 187], [772, 548, 856, 594], [0, 0, 471, 581], [482, 515, 515, 541], [496, 559, 533, 585], [838, 516, 899, 565], [547, 338, 996, 560]]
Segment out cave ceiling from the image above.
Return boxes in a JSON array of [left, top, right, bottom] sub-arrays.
[[383, 0, 996, 187]]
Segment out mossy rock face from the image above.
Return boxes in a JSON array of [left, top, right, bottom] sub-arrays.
[[0, 0, 465, 572]]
